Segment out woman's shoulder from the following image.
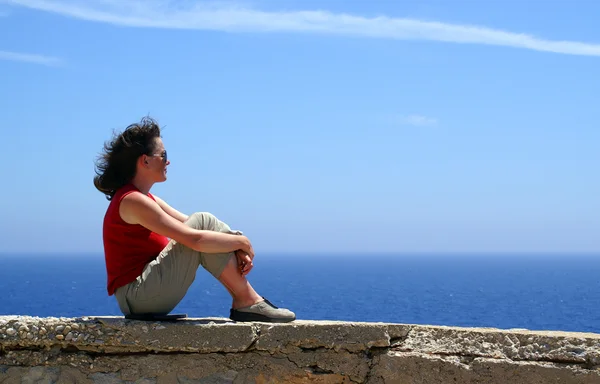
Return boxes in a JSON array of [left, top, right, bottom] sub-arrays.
[[113, 183, 140, 201], [119, 188, 160, 214]]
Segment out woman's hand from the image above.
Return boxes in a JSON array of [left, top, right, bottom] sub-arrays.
[[239, 236, 255, 259], [235, 249, 254, 276]]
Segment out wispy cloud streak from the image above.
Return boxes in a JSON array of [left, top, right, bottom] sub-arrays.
[[401, 115, 438, 127], [4, 0, 600, 56], [0, 50, 62, 66]]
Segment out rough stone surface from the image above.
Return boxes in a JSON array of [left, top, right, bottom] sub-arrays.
[[1, 316, 599, 383]]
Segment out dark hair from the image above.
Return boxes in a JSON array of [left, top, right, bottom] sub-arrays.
[[93, 116, 162, 200]]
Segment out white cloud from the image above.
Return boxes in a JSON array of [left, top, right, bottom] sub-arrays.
[[3, 0, 600, 57], [400, 115, 438, 127], [0, 50, 62, 66]]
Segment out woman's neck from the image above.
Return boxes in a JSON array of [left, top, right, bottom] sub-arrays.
[[130, 176, 154, 195]]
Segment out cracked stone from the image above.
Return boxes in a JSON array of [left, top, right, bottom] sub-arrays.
[[1, 316, 599, 384]]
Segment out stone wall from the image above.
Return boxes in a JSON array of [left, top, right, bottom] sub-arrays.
[[1, 316, 599, 383]]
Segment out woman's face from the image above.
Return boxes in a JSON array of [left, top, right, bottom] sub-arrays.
[[146, 137, 170, 182]]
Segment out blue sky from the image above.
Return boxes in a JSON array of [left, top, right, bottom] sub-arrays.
[[1, 0, 598, 254]]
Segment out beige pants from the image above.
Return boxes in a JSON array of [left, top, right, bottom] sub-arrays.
[[115, 212, 242, 315]]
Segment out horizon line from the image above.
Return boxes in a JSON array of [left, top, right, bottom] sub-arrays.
[[1, 251, 599, 257]]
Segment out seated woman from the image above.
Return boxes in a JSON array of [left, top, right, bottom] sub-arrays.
[[93, 117, 295, 323]]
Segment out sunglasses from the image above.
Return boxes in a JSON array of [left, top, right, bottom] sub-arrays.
[[149, 150, 167, 163]]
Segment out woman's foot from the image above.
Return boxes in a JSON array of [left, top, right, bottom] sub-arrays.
[[230, 297, 296, 323], [231, 296, 263, 310], [219, 256, 295, 322]]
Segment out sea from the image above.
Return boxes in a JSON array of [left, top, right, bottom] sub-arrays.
[[1, 253, 599, 334]]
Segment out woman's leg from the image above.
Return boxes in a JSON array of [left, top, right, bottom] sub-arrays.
[[186, 212, 262, 308], [217, 252, 262, 309], [116, 212, 294, 322], [187, 212, 295, 322]]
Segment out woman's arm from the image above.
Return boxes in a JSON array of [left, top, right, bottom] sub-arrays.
[[153, 195, 189, 223], [120, 192, 253, 257]]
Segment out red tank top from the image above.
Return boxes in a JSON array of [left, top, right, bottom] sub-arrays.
[[102, 184, 170, 295]]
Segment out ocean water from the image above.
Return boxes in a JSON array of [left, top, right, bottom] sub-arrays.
[[1, 253, 599, 334]]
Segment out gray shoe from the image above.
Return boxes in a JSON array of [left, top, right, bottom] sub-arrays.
[[229, 297, 296, 323]]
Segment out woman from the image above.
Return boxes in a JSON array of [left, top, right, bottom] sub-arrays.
[[93, 117, 295, 323]]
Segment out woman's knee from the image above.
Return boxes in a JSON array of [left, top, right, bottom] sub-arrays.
[[187, 212, 219, 231]]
